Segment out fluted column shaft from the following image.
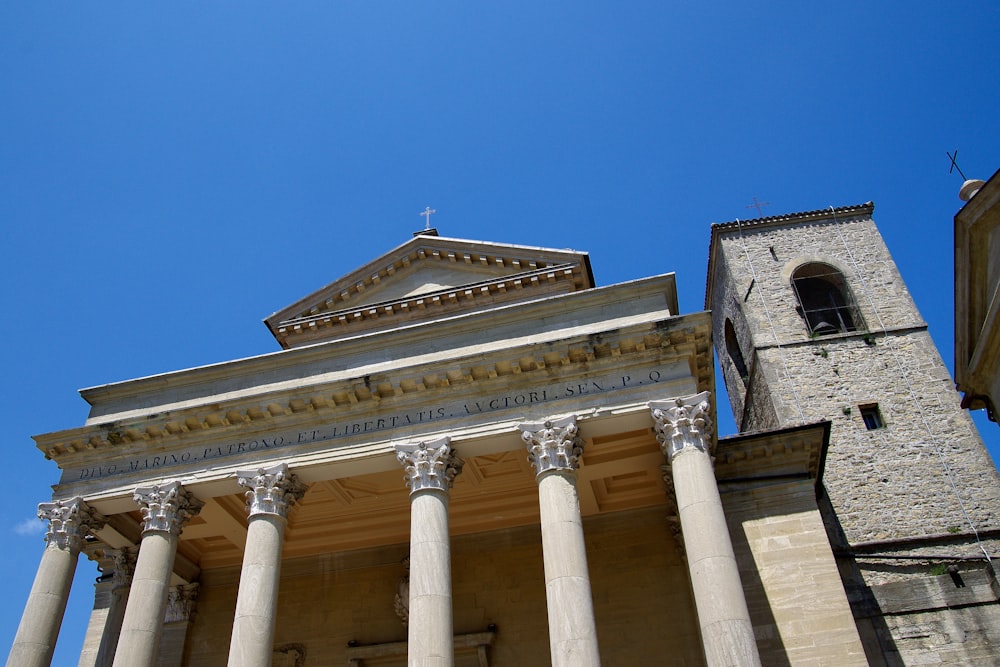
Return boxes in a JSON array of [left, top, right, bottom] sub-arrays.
[[395, 438, 463, 667], [8, 498, 105, 667], [650, 392, 761, 667], [521, 416, 601, 667], [112, 482, 202, 667], [228, 464, 307, 667]]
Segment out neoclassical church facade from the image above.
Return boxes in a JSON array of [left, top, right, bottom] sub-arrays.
[[9, 205, 1000, 666]]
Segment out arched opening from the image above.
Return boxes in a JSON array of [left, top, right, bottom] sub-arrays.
[[791, 262, 862, 336], [725, 318, 749, 386]]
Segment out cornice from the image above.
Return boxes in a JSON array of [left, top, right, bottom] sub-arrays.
[[264, 235, 595, 348], [271, 261, 587, 349], [714, 420, 830, 486], [705, 202, 875, 310], [37, 310, 713, 464], [78, 274, 679, 423]]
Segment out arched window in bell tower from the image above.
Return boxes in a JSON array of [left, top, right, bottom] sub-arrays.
[[724, 318, 749, 386], [791, 262, 863, 336]]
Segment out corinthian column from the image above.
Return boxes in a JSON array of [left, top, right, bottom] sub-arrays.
[[8, 498, 105, 667], [227, 464, 307, 667], [112, 482, 202, 667], [649, 392, 761, 667], [395, 437, 463, 666], [520, 416, 601, 667]]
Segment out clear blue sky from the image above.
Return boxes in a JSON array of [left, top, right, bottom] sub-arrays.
[[2, 3, 998, 662]]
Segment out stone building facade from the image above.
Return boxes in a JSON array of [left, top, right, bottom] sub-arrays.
[[7, 211, 998, 667], [708, 204, 1000, 664]]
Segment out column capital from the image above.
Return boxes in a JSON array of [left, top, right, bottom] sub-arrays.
[[649, 391, 714, 461], [395, 437, 463, 494], [165, 583, 200, 624], [134, 481, 204, 536], [111, 547, 139, 591], [520, 414, 584, 476], [236, 463, 307, 519], [38, 497, 106, 553]]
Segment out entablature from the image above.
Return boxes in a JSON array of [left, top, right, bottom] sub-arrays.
[[40, 311, 712, 500]]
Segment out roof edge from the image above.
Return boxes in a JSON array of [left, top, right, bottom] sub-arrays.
[[704, 202, 875, 310]]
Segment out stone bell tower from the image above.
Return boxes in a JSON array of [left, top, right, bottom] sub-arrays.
[[707, 203, 1000, 665]]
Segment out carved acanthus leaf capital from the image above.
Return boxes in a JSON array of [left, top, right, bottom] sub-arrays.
[[237, 463, 308, 519], [395, 437, 463, 494], [649, 391, 714, 461], [520, 415, 584, 476], [38, 497, 106, 553], [134, 481, 204, 536], [165, 583, 200, 624], [111, 547, 139, 591]]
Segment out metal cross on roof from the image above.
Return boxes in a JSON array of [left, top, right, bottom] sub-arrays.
[[745, 197, 770, 218], [419, 206, 436, 230], [947, 150, 968, 181]]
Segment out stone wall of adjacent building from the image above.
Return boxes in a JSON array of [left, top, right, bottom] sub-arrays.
[[840, 535, 1000, 666], [182, 506, 703, 666], [712, 212, 1000, 543], [710, 210, 1000, 666], [723, 478, 867, 666], [752, 332, 1000, 543]]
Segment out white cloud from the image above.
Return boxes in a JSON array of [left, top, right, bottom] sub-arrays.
[[13, 518, 45, 537]]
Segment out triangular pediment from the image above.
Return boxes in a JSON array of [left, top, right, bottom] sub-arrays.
[[265, 232, 594, 349]]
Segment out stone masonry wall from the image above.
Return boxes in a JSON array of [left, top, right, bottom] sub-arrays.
[[723, 478, 868, 666], [713, 213, 1000, 543], [711, 211, 1000, 666], [755, 334, 1000, 543]]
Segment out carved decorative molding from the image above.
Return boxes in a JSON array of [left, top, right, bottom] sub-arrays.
[[520, 415, 584, 476], [395, 437, 463, 494], [648, 391, 714, 462], [659, 463, 677, 505], [37, 497, 106, 553], [394, 555, 410, 626], [236, 463, 308, 519], [164, 583, 200, 624], [665, 515, 686, 561], [134, 481, 204, 536], [273, 644, 306, 667]]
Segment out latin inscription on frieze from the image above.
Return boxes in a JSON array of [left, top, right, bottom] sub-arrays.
[[69, 366, 679, 483]]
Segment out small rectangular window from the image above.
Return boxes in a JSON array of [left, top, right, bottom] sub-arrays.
[[860, 404, 884, 430]]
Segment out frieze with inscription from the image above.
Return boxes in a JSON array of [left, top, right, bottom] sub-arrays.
[[67, 365, 682, 484]]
